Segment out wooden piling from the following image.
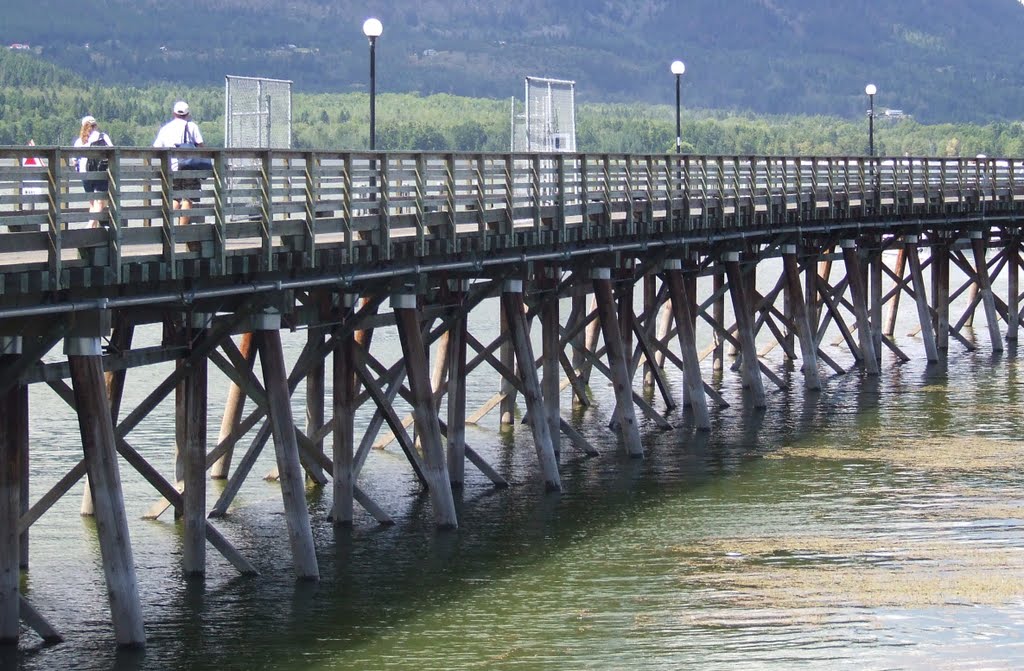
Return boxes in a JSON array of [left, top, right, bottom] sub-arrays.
[[393, 294, 460, 527], [540, 265, 561, 456], [905, 236, 939, 363], [305, 323, 327, 483], [841, 239, 880, 374], [332, 297, 357, 525], [724, 254, 767, 407], [0, 347, 25, 644], [68, 337, 146, 647], [712, 269, 726, 372], [500, 282, 565, 486], [446, 281, 470, 486], [642, 273, 657, 388], [255, 324, 320, 580], [591, 269, 645, 456], [1009, 237, 1020, 343], [884, 247, 907, 338], [664, 263, 711, 429], [931, 238, 951, 352], [781, 248, 822, 390], [182, 321, 208, 577], [498, 304, 517, 425], [211, 333, 254, 479], [970, 232, 1003, 352]]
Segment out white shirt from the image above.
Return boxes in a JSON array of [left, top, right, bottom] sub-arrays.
[[153, 117, 205, 171], [72, 129, 113, 173]]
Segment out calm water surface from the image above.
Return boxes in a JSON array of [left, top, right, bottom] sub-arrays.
[[7, 289, 1024, 670]]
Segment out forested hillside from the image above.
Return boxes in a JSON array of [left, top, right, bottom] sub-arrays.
[[4, 0, 1024, 123], [3, 48, 1023, 158]]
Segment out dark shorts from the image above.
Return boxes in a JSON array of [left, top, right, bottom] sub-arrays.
[[172, 177, 202, 201], [83, 179, 108, 194]]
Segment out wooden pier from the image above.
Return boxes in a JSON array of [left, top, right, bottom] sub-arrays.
[[1, 146, 1023, 647]]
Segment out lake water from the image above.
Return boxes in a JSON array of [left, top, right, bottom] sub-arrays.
[[6, 272, 1024, 670]]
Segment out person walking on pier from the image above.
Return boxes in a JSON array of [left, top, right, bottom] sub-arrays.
[[73, 115, 113, 228], [153, 101, 205, 234]]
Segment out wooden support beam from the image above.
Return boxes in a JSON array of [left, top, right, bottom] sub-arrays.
[[255, 326, 320, 581], [305, 324, 327, 483], [868, 237, 884, 359], [664, 264, 711, 429], [501, 282, 565, 486], [970, 233, 1004, 352], [905, 236, 939, 362], [1009, 239, 1020, 342], [540, 266, 562, 457], [18, 595, 62, 644], [498, 300, 517, 425], [884, 247, 906, 337], [566, 295, 591, 407], [839, 241, 880, 376], [393, 294, 459, 527], [0, 350, 26, 644], [932, 239, 951, 352], [211, 333, 254, 479], [712, 269, 726, 371], [332, 307, 357, 526], [68, 339, 146, 647], [782, 249, 822, 390], [182, 323, 207, 576], [642, 273, 657, 387], [724, 256, 767, 407], [591, 269, 645, 456], [447, 282, 470, 486]]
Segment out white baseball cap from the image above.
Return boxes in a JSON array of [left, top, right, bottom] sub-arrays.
[[81, 115, 97, 126], [173, 101, 190, 116]]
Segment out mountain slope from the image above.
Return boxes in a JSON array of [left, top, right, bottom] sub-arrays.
[[4, 0, 1024, 123]]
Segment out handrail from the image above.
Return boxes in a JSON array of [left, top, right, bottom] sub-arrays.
[[1, 147, 1023, 300]]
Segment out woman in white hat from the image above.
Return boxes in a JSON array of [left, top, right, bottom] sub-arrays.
[[72, 115, 113, 228]]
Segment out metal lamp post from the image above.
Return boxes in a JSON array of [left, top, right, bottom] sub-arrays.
[[671, 60, 686, 154], [363, 18, 382, 205], [865, 83, 877, 157], [363, 18, 383, 151]]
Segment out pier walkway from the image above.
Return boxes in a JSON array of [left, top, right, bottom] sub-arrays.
[[1, 147, 1023, 648]]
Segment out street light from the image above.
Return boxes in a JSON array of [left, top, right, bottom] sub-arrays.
[[865, 83, 877, 157], [671, 60, 686, 154], [362, 18, 383, 151]]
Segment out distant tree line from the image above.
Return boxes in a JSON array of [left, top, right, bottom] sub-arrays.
[[2, 50, 1023, 158]]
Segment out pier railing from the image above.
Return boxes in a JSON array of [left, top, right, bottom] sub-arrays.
[[1, 147, 1023, 294]]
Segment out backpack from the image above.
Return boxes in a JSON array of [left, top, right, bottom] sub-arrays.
[[85, 134, 109, 174]]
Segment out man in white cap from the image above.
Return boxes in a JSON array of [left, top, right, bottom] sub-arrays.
[[153, 101, 205, 239]]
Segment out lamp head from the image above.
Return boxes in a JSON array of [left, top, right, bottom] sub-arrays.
[[865, 83, 877, 96], [363, 18, 383, 39], [671, 60, 686, 76]]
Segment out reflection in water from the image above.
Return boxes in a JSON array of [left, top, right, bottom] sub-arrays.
[[10, 311, 1024, 670]]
